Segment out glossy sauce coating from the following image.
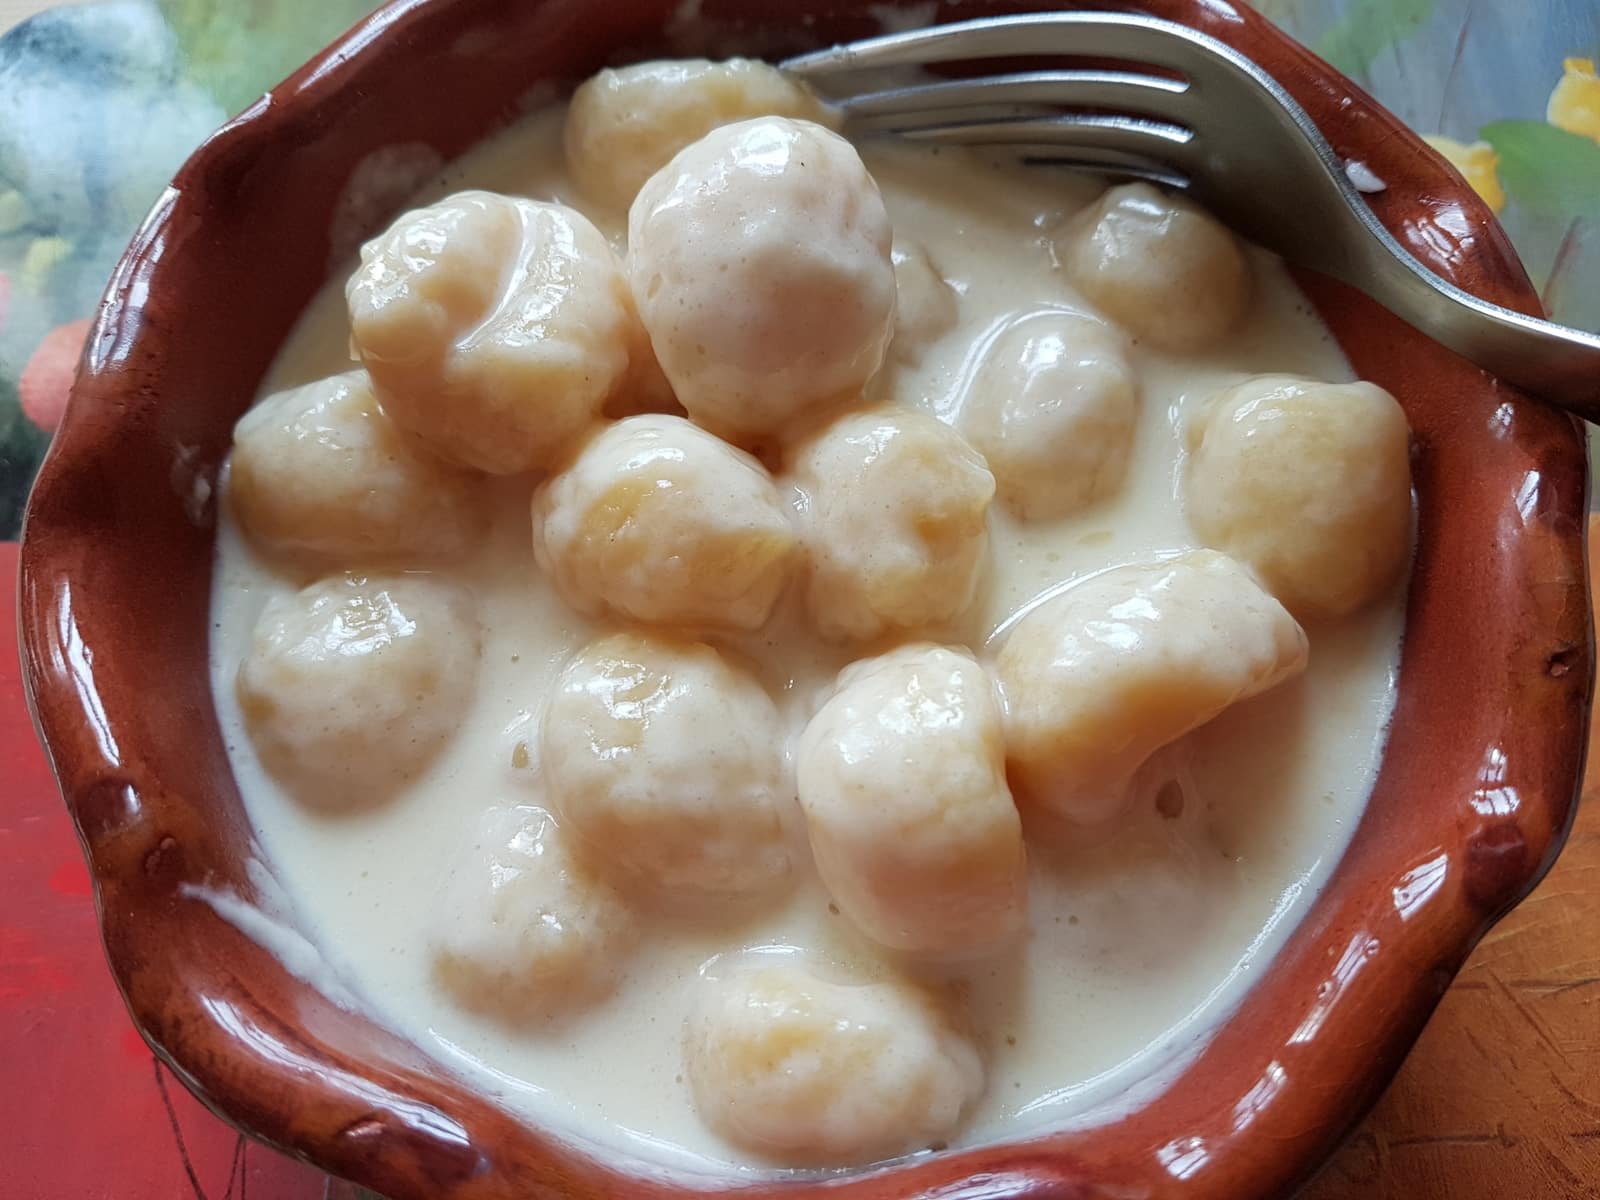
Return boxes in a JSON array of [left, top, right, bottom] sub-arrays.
[[209, 102, 1404, 1173]]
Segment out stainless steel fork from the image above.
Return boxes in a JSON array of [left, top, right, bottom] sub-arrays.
[[782, 12, 1600, 419]]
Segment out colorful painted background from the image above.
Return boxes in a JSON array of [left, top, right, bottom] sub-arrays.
[[0, 2, 1596, 1198]]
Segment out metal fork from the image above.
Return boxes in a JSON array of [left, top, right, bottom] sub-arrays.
[[782, 12, 1600, 419]]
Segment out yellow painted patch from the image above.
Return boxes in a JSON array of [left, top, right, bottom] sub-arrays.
[[1423, 135, 1507, 213]]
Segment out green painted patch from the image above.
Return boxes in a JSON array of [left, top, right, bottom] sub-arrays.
[[1315, 0, 1438, 77], [160, 0, 380, 116], [1480, 120, 1600, 219], [0, 374, 49, 539]]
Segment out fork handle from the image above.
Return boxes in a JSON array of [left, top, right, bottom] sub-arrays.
[[1331, 226, 1600, 422]]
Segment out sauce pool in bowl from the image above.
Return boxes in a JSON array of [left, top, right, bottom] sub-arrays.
[[209, 74, 1406, 1173]]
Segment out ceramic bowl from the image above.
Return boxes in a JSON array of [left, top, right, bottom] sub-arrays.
[[19, 1, 1592, 1197]]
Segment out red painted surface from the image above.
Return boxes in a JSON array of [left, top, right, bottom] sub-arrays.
[[0, 540, 327, 1198], [18, 319, 90, 434]]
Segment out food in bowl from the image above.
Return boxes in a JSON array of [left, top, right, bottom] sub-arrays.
[[205, 56, 1413, 1171]]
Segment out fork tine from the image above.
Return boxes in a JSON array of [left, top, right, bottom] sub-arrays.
[[890, 113, 1194, 162], [1019, 151, 1190, 191], [837, 70, 1192, 132], [782, 13, 1209, 82]]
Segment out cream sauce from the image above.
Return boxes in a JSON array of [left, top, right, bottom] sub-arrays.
[[209, 107, 1404, 1174]]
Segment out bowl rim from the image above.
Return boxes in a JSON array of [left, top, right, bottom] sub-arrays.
[[17, 1, 1594, 1197]]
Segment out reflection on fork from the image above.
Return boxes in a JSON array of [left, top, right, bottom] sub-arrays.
[[782, 12, 1600, 417]]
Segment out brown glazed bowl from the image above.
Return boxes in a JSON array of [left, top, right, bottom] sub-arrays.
[[18, 1, 1593, 1197]]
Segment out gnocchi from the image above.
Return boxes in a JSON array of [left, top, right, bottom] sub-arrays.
[[431, 805, 635, 1022], [1061, 182, 1251, 352], [565, 58, 834, 212], [228, 370, 484, 564], [1185, 375, 1411, 620], [214, 63, 1413, 1173], [627, 117, 896, 444], [889, 239, 959, 365], [236, 574, 480, 808], [540, 634, 795, 908], [531, 415, 795, 631], [994, 551, 1308, 826], [792, 407, 995, 642], [347, 191, 639, 474], [797, 645, 1026, 957], [961, 309, 1138, 521], [684, 962, 983, 1163]]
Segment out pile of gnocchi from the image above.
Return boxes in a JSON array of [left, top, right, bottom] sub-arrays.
[[222, 57, 1413, 1167]]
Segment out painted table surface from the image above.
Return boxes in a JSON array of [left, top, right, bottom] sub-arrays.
[[0, 1, 1596, 1197]]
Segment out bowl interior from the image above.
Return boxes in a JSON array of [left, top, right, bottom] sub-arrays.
[[18, 2, 1591, 1198]]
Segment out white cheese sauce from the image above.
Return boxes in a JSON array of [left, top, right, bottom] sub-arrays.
[[208, 107, 1404, 1175]]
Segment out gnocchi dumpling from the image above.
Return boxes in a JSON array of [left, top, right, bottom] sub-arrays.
[[228, 371, 484, 564], [565, 57, 835, 213], [236, 574, 480, 808], [531, 415, 795, 631], [347, 191, 640, 474], [890, 239, 959, 365], [684, 962, 983, 1163], [627, 117, 896, 444], [960, 310, 1138, 520], [430, 805, 635, 1023], [1185, 375, 1412, 620], [1061, 182, 1251, 352], [994, 551, 1307, 826], [797, 645, 1026, 957], [540, 634, 795, 908], [792, 407, 995, 643]]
